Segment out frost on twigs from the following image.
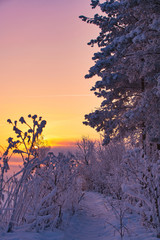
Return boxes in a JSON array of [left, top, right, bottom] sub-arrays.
[[123, 148, 160, 236], [0, 114, 83, 233], [24, 152, 81, 231], [0, 150, 82, 232], [0, 114, 47, 232], [6, 114, 47, 164]]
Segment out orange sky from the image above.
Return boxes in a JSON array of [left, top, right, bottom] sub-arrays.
[[0, 0, 101, 148]]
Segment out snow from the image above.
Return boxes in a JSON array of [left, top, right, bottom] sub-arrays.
[[0, 191, 158, 240], [0, 230, 64, 240]]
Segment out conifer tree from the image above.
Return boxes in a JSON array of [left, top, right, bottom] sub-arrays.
[[80, 0, 160, 146]]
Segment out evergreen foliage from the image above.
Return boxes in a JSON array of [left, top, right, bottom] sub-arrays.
[[80, 0, 160, 145]]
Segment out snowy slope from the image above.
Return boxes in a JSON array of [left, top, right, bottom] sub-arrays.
[[0, 192, 158, 240]]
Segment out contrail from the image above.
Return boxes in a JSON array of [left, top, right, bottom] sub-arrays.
[[28, 94, 94, 98]]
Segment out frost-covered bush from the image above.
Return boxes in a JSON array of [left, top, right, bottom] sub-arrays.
[[22, 152, 81, 231], [0, 115, 83, 233], [2, 152, 82, 232], [93, 141, 129, 239], [123, 148, 160, 237], [0, 154, 9, 206], [105, 197, 129, 240], [5, 115, 48, 232], [96, 140, 125, 196], [0, 114, 49, 231], [76, 138, 125, 196]]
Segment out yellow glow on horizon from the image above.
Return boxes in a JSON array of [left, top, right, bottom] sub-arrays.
[[0, 0, 101, 150], [0, 95, 101, 149]]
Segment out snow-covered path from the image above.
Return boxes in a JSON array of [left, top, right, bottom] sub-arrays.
[[64, 191, 158, 240], [0, 191, 158, 240], [64, 192, 108, 240]]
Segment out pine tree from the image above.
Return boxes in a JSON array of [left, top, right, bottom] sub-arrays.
[[80, 0, 160, 146]]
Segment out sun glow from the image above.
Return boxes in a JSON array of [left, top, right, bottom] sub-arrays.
[[0, 0, 101, 150]]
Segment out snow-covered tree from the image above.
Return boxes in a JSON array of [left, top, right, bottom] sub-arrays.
[[76, 137, 97, 190], [80, 0, 160, 146], [76, 137, 125, 194], [76, 137, 95, 166]]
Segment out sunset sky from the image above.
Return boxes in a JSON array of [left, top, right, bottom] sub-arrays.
[[0, 0, 101, 149]]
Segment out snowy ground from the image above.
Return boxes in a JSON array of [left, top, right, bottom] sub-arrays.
[[0, 192, 158, 240]]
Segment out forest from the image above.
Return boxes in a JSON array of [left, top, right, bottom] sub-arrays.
[[0, 0, 160, 239]]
